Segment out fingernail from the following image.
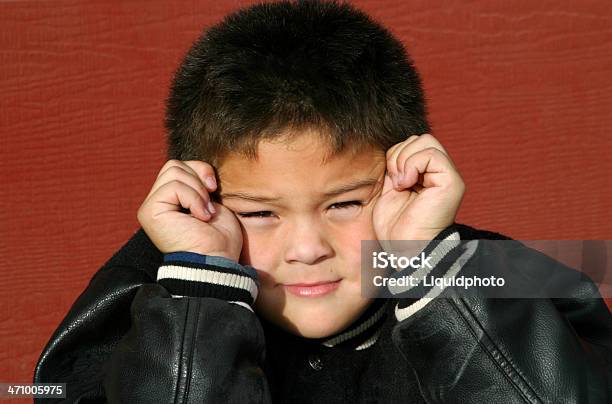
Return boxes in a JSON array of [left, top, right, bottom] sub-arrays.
[[395, 174, 403, 189], [207, 200, 216, 214], [205, 176, 216, 189]]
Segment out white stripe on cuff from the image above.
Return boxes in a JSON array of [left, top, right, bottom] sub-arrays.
[[388, 231, 461, 296], [395, 239, 479, 322], [158, 264, 258, 302]]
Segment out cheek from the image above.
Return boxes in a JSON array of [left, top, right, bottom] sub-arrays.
[[238, 228, 278, 269], [333, 216, 377, 264]]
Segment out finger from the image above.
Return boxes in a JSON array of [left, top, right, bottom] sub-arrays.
[[386, 133, 431, 182], [181, 161, 219, 213], [182, 160, 218, 191], [391, 135, 451, 184], [394, 134, 450, 173], [396, 148, 457, 190], [419, 133, 449, 155], [157, 160, 217, 191], [386, 135, 419, 175], [147, 165, 213, 213], [379, 169, 396, 197], [148, 179, 212, 221], [156, 159, 187, 179]]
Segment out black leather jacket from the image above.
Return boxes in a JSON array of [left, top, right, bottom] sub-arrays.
[[33, 223, 612, 403]]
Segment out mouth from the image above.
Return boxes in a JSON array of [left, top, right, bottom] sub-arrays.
[[283, 280, 342, 297]]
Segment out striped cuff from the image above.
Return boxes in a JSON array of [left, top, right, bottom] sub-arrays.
[[157, 252, 259, 306], [391, 224, 477, 321]]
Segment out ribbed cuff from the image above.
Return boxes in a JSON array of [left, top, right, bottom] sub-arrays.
[[432, 223, 463, 241], [157, 252, 259, 306], [391, 223, 466, 315]]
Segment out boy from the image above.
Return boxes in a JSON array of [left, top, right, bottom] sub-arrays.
[[34, 1, 611, 402]]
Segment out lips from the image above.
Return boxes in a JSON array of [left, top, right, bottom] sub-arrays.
[[284, 279, 342, 297]]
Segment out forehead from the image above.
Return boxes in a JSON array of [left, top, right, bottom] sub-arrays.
[[217, 132, 385, 197]]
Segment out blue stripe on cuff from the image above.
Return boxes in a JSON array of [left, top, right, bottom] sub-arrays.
[[163, 252, 259, 279]]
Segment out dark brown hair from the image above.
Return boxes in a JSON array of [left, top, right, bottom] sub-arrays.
[[165, 0, 430, 168]]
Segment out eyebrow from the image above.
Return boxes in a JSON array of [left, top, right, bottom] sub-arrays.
[[220, 178, 380, 202], [321, 178, 380, 197]]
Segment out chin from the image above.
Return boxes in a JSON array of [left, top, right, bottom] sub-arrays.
[[274, 304, 356, 339], [289, 318, 344, 339], [254, 301, 345, 338], [255, 286, 369, 339], [277, 317, 343, 338]]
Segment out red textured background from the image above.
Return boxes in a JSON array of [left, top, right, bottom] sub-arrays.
[[1, 0, 611, 399]]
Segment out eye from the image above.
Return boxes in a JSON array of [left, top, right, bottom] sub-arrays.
[[329, 200, 363, 209], [237, 211, 274, 218]]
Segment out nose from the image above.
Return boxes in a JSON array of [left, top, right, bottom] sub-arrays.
[[283, 217, 333, 265]]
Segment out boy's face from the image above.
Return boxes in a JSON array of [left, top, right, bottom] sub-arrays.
[[218, 130, 386, 338]]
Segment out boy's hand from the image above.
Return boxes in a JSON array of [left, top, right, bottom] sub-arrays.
[[373, 134, 465, 241], [137, 160, 243, 261]]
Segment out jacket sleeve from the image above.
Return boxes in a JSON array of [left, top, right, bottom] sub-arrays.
[[34, 229, 271, 403], [103, 252, 272, 403], [390, 224, 612, 404]]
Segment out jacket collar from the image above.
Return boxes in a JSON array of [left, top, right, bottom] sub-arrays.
[[262, 298, 390, 352]]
